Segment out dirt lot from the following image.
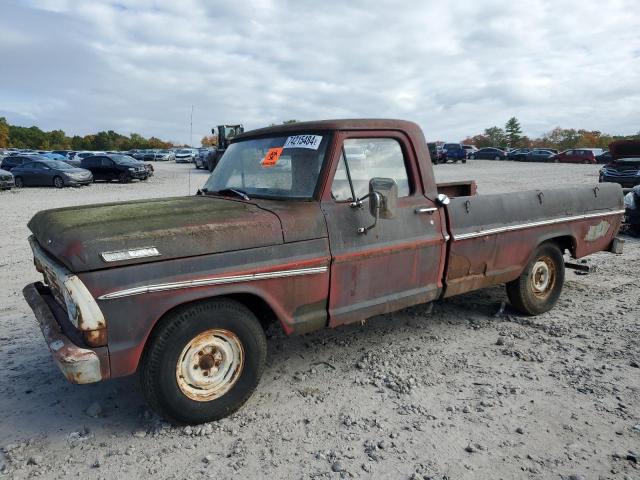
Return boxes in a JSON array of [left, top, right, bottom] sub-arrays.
[[0, 161, 638, 480]]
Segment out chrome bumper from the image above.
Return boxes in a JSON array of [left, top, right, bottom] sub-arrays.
[[22, 282, 107, 384]]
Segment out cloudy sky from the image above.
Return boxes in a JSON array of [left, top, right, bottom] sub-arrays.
[[1, 0, 639, 145]]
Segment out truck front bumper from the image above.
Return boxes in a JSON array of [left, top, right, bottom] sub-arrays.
[[23, 282, 109, 384]]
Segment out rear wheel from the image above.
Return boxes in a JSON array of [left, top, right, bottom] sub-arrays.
[[141, 299, 267, 425], [506, 243, 565, 315], [470, 154, 475, 160], [14, 176, 24, 188], [494, 155, 501, 161], [53, 176, 64, 189]]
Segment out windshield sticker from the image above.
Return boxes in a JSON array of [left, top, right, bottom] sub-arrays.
[[261, 147, 283, 167], [283, 135, 323, 150]]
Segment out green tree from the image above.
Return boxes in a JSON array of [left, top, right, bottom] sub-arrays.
[[505, 117, 523, 147], [0, 117, 9, 148], [484, 126, 508, 148]]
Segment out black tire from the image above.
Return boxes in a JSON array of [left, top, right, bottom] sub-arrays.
[[14, 176, 24, 188], [470, 154, 475, 160], [140, 298, 267, 425], [53, 176, 64, 189], [506, 242, 565, 315], [462, 158, 467, 164], [119, 172, 131, 183]]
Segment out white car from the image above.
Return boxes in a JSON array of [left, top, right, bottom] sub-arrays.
[[175, 149, 195, 163]]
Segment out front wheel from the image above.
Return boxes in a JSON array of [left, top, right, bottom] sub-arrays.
[[469, 154, 475, 160], [119, 172, 131, 183], [140, 299, 267, 425], [53, 176, 64, 189], [506, 243, 565, 315], [494, 155, 501, 161]]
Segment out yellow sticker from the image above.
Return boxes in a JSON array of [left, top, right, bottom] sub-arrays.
[[261, 147, 283, 167]]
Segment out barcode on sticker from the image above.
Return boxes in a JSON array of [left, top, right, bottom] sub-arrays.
[[283, 135, 323, 150]]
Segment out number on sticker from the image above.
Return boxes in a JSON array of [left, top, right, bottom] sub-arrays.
[[283, 135, 323, 150]]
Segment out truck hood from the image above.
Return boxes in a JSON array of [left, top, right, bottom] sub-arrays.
[[28, 196, 283, 272], [609, 140, 640, 160]]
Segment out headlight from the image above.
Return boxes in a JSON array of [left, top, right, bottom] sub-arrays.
[[624, 192, 636, 209], [128, 167, 135, 171]]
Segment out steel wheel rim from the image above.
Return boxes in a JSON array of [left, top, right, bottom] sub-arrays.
[[176, 329, 244, 402], [531, 256, 556, 299]]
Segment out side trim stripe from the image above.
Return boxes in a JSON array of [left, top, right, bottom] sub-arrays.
[[98, 266, 328, 300], [452, 209, 625, 241]]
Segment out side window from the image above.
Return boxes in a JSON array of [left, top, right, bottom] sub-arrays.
[[101, 158, 114, 167], [331, 138, 410, 201]]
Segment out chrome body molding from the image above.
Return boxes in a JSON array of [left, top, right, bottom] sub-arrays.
[[452, 209, 625, 241], [98, 266, 329, 300]]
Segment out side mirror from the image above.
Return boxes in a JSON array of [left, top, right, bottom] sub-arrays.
[[358, 177, 398, 234], [436, 193, 450, 206]]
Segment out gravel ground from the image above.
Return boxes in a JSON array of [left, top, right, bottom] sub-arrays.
[[0, 160, 638, 480]]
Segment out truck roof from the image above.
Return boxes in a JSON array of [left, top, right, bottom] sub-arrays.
[[234, 119, 424, 141]]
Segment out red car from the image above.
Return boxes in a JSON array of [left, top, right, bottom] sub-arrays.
[[550, 149, 597, 164]]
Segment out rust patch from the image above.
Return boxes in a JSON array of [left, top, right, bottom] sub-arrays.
[[584, 220, 611, 242]]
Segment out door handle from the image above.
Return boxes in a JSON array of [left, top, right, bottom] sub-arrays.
[[415, 207, 437, 214]]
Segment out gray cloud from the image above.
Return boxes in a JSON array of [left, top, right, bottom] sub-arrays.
[[0, 0, 638, 144]]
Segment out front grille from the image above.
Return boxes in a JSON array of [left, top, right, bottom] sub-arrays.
[[603, 168, 638, 177]]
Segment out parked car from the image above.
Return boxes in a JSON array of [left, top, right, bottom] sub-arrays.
[[470, 147, 508, 160], [596, 151, 611, 164], [11, 159, 93, 188], [80, 154, 149, 183], [0, 168, 14, 190], [51, 150, 73, 158], [154, 150, 173, 162], [1, 154, 47, 171], [442, 143, 467, 163], [524, 149, 555, 162], [75, 151, 107, 161], [623, 185, 640, 236], [40, 152, 69, 162], [599, 140, 640, 188], [462, 145, 478, 159], [22, 119, 624, 425], [508, 148, 531, 161], [195, 148, 212, 169], [550, 149, 597, 164], [175, 148, 195, 163]]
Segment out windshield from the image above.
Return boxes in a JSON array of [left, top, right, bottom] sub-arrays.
[[203, 133, 330, 200], [47, 160, 74, 169], [111, 154, 137, 164]]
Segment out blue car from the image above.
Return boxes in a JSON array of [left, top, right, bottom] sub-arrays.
[[442, 143, 467, 163]]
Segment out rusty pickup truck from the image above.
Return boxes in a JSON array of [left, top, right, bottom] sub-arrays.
[[23, 119, 625, 424]]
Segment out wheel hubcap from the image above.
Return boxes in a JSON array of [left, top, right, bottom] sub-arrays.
[[176, 329, 244, 402], [531, 256, 556, 298]]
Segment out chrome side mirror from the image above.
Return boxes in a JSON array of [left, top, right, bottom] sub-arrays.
[[436, 193, 450, 206], [358, 177, 398, 234]]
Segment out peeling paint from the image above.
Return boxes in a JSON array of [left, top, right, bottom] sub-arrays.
[[585, 220, 611, 242]]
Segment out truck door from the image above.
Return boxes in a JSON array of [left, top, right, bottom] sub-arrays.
[[321, 132, 446, 327]]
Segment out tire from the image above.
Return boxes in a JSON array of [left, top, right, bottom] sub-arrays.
[[462, 158, 467, 164], [140, 298, 267, 425], [119, 172, 131, 183], [494, 155, 501, 161], [554, 159, 560, 163], [14, 176, 24, 188], [470, 154, 475, 160], [53, 176, 64, 189], [506, 242, 565, 316]]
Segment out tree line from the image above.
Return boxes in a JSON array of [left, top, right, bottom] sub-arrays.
[[461, 117, 640, 150], [0, 117, 176, 150]]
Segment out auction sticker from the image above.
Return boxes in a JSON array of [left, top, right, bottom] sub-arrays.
[[283, 135, 323, 150], [261, 147, 283, 167]]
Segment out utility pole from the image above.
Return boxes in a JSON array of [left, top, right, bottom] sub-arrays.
[[189, 105, 194, 147]]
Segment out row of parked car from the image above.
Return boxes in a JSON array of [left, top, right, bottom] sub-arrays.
[[428, 143, 611, 164], [0, 152, 153, 189]]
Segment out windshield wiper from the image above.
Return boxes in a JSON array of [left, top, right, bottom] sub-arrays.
[[215, 188, 250, 201]]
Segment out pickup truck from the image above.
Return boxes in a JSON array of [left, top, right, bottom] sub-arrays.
[[23, 119, 625, 425]]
